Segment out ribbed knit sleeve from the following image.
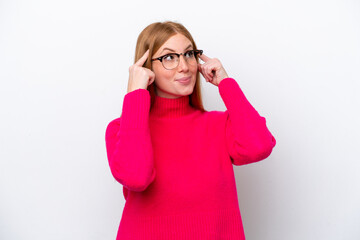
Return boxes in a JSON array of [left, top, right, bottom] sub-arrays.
[[218, 78, 276, 165], [105, 89, 156, 192]]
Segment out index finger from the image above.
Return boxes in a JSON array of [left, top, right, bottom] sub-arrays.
[[199, 53, 211, 62], [135, 49, 150, 66]]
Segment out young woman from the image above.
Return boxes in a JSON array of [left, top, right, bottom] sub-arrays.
[[105, 21, 276, 240]]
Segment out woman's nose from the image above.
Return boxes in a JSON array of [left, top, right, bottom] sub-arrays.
[[177, 55, 189, 72]]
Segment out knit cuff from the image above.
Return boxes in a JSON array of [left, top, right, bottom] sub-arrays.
[[120, 89, 151, 131]]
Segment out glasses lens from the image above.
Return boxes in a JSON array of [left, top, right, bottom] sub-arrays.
[[162, 54, 178, 70]]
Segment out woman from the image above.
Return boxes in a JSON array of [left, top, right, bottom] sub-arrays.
[[105, 21, 276, 240]]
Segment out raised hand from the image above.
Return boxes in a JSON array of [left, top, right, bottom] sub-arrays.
[[198, 54, 229, 86], [127, 49, 156, 93]]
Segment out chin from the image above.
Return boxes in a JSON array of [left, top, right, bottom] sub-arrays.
[[176, 88, 194, 97]]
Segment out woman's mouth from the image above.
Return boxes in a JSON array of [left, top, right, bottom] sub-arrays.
[[176, 76, 191, 84]]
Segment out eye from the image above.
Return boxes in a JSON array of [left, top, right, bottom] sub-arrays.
[[163, 54, 176, 62], [184, 50, 195, 58]]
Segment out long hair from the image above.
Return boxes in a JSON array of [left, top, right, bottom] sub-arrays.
[[134, 21, 205, 112]]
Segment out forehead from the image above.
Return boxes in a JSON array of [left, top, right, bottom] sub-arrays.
[[158, 33, 193, 52]]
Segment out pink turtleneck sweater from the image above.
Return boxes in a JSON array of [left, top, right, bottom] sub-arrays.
[[105, 78, 276, 240]]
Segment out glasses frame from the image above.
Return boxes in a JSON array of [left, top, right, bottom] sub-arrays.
[[151, 50, 203, 70]]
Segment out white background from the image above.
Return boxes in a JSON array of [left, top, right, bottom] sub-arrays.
[[1, 0, 359, 239]]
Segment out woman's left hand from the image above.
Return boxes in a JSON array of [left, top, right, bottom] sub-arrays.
[[198, 54, 229, 86]]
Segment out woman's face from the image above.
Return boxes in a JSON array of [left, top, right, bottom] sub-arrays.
[[151, 33, 198, 99]]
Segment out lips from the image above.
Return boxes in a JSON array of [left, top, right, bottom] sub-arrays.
[[176, 76, 191, 83]]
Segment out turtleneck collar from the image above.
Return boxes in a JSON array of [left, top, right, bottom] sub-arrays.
[[150, 94, 196, 119]]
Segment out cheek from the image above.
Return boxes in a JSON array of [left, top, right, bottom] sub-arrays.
[[157, 71, 173, 83], [190, 64, 198, 77], [154, 66, 175, 82], [189, 61, 198, 72]]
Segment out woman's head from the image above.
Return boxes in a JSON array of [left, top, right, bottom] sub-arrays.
[[134, 21, 205, 111]]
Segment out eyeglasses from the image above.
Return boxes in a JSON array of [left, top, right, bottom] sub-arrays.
[[151, 50, 203, 70]]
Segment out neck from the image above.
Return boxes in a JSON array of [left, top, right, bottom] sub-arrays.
[[150, 94, 195, 119]]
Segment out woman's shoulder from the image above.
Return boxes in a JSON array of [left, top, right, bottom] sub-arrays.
[[199, 109, 228, 122], [192, 110, 228, 134], [202, 108, 226, 116]]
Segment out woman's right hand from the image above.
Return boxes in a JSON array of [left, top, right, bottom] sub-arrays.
[[127, 49, 155, 93]]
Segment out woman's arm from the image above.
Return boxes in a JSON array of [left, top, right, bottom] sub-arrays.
[[219, 78, 276, 165], [105, 89, 156, 191], [198, 54, 276, 165]]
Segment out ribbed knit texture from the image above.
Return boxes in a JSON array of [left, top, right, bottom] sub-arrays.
[[105, 78, 276, 240]]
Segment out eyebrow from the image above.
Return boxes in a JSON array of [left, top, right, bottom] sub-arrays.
[[160, 44, 193, 55]]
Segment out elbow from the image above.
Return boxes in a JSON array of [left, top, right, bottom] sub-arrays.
[[251, 135, 276, 161], [110, 164, 156, 192], [254, 141, 275, 161], [256, 135, 276, 158], [231, 135, 276, 166]]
